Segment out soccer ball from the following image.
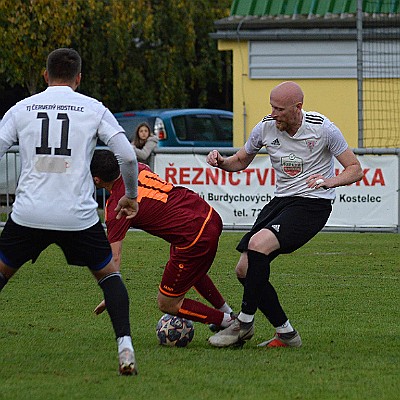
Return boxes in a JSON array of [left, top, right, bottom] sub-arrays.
[[156, 314, 195, 347]]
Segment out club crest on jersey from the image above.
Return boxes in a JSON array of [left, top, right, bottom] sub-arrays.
[[305, 139, 318, 151], [281, 153, 303, 177]]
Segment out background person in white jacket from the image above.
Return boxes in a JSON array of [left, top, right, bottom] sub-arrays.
[[131, 122, 159, 165]]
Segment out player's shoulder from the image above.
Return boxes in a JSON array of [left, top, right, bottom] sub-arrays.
[[261, 114, 275, 124], [138, 162, 152, 172], [304, 111, 326, 126], [72, 91, 104, 107], [252, 114, 275, 135]]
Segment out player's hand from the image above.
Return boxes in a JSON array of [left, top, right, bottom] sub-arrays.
[[94, 299, 106, 315], [206, 149, 223, 167], [306, 174, 330, 189], [115, 196, 138, 220]]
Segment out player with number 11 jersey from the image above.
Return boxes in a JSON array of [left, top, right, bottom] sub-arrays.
[[0, 87, 126, 230]]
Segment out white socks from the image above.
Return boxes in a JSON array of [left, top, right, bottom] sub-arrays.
[[218, 302, 233, 314], [117, 336, 133, 353], [276, 320, 294, 334], [238, 312, 254, 324]]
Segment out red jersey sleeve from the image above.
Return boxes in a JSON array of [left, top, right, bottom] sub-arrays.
[[105, 176, 134, 244], [106, 215, 132, 244]]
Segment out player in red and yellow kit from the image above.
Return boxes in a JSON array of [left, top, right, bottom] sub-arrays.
[[90, 149, 235, 330]]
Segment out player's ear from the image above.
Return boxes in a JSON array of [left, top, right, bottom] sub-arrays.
[[75, 73, 82, 87], [43, 70, 49, 83]]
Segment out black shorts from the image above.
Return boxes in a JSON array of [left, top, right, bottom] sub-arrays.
[[237, 196, 332, 257], [0, 217, 112, 271]]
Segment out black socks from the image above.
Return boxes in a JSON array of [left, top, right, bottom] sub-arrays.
[[98, 272, 131, 338], [237, 252, 288, 327], [241, 250, 271, 315]]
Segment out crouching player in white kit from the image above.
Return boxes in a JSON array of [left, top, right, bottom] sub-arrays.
[[0, 48, 139, 375], [206, 81, 363, 348]]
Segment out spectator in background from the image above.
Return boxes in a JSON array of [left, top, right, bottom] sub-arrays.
[[131, 122, 158, 166]]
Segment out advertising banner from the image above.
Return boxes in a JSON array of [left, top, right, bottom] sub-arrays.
[[154, 154, 399, 230]]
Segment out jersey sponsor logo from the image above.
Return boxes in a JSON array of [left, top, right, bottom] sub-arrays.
[[270, 138, 280, 146], [305, 113, 324, 125], [281, 153, 303, 177], [305, 139, 318, 151]]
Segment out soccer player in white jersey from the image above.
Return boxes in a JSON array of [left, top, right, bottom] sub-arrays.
[[206, 81, 363, 348], [0, 48, 139, 375]]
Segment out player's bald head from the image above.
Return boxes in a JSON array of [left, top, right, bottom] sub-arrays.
[[270, 81, 304, 106]]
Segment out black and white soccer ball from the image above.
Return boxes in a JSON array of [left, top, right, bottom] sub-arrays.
[[156, 314, 195, 347]]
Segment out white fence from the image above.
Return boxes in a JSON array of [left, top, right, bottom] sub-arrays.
[[1, 146, 399, 233]]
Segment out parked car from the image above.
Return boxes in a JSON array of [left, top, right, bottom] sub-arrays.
[[113, 108, 233, 147]]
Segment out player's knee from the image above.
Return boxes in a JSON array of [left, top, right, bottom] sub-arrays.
[[248, 235, 265, 253], [157, 293, 179, 315], [248, 229, 279, 255], [235, 263, 247, 279], [235, 253, 248, 279]]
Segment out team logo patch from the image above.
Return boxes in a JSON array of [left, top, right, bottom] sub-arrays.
[[281, 153, 303, 177], [305, 139, 318, 151]]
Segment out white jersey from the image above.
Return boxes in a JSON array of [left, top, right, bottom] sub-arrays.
[[0, 86, 124, 230], [245, 110, 349, 200]]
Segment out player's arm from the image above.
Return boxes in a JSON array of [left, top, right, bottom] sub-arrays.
[[206, 147, 256, 172], [308, 148, 363, 189], [331, 148, 364, 187]]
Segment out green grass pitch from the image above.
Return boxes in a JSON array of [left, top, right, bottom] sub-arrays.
[[0, 231, 399, 399]]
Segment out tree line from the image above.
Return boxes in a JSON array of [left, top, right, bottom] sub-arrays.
[[0, 0, 232, 116]]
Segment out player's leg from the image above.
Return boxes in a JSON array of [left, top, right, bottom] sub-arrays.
[[233, 241, 300, 349], [191, 209, 235, 325], [208, 198, 290, 347], [61, 221, 137, 376], [194, 273, 232, 312], [254, 198, 331, 348], [0, 262, 16, 291], [0, 217, 47, 291], [157, 291, 235, 328], [91, 263, 137, 375], [158, 210, 235, 328], [208, 228, 279, 347], [193, 273, 234, 331], [235, 251, 288, 327]]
